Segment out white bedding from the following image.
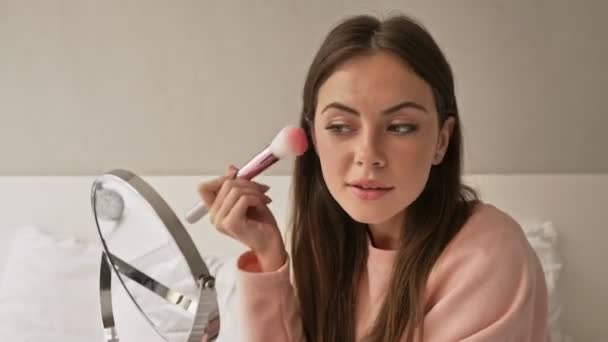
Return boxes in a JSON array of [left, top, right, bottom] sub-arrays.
[[0, 226, 241, 342], [0, 226, 105, 342]]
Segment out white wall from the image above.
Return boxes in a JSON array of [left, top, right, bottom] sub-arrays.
[[0, 0, 606, 175]]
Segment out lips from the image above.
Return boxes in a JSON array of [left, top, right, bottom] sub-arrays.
[[349, 185, 392, 200], [348, 179, 392, 190], [347, 179, 394, 200], [350, 184, 391, 190]]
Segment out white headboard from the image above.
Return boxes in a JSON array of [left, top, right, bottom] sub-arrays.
[[1, 174, 606, 340]]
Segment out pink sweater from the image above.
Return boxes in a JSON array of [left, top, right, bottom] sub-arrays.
[[236, 203, 550, 341]]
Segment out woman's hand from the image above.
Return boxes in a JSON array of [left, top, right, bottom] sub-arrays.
[[198, 165, 286, 272]]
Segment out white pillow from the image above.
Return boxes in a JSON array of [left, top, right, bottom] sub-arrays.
[[0, 225, 106, 342], [520, 221, 572, 342], [0, 225, 240, 342]]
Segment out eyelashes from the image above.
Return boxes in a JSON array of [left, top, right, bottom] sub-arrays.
[[388, 124, 418, 134], [325, 123, 418, 135], [325, 124, 351, 134]]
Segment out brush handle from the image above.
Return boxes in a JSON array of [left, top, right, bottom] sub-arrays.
[[185, 203, 209, 223], [184, 147, 279, 224]]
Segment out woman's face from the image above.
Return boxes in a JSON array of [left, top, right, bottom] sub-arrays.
[[313, 51, 453, 227]]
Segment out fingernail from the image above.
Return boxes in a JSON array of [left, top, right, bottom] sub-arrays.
[[225, 165, 237, 177]]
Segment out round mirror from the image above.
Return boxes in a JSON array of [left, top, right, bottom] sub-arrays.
[[92, 169, 219, 342]]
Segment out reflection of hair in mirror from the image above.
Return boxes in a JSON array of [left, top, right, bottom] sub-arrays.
[[292, 14, 480, 341], [95, 187, 124, 221]]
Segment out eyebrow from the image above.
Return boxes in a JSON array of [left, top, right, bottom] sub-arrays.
[[321, 101, 429, 116]]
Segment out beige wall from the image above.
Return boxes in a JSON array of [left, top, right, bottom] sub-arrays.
[[1, 0, 606, 175]]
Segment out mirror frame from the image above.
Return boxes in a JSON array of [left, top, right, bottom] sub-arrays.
[[92, 169, 219, 342]]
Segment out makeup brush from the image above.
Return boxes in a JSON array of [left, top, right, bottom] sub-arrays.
[[185, 125, 308, 224]]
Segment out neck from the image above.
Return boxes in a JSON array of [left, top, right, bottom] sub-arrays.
[[367, 211, 405, 250]]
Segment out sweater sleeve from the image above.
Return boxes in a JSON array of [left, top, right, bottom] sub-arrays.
[[421, 215, 550, 342], [235, 251, 305, 342]]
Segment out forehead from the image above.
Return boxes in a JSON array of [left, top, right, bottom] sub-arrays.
[[317, 51, 435, 111]]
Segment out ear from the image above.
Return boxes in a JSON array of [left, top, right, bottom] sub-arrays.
[[433, 116, 455, 165]]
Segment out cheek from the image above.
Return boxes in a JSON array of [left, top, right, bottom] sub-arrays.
[[410, 145, 434, 169], [409, 129, 437, 164], [314, 127, 344, 160], [393, 136, 434, 166], [317, 141, 348, 181], [314, 135, 351, 196], [390, 139, 435, 193]]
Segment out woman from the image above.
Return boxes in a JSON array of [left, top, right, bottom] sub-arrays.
[[199, 13, 549, 342]]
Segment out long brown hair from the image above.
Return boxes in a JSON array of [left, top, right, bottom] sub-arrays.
[[289, 13, 480, 341]]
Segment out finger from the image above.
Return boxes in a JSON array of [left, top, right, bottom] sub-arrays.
[[203, 166, 238, 218], [214, 187, 271, 230], [213, 179, 269, 211], [221, 194, 266, 237], [209, 177, 235, 225], [218, 187, 271, 221], [250, 181, 271, 192], [198, 174, 231, 208], [226, 165, 238, 177], [226, 164, 269, 192], [198, 165, 237, 207], [230, 178, 270, 193], [210, 181, 237, 227], [209, 177, 269, 225], [224, 165, 269, 192]]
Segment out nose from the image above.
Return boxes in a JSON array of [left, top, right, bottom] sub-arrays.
[[354, 129, 387, 168]]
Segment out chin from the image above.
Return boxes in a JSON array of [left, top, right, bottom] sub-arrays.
[[327, 184, 407, 225], [342, 204, 394, 225]]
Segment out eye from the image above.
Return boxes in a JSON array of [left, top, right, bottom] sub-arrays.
[[388, 124, 417, 135], [325, 124, 352, 135]]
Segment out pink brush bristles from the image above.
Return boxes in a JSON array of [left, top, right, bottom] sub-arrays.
[[286, 126, 308, 156]]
